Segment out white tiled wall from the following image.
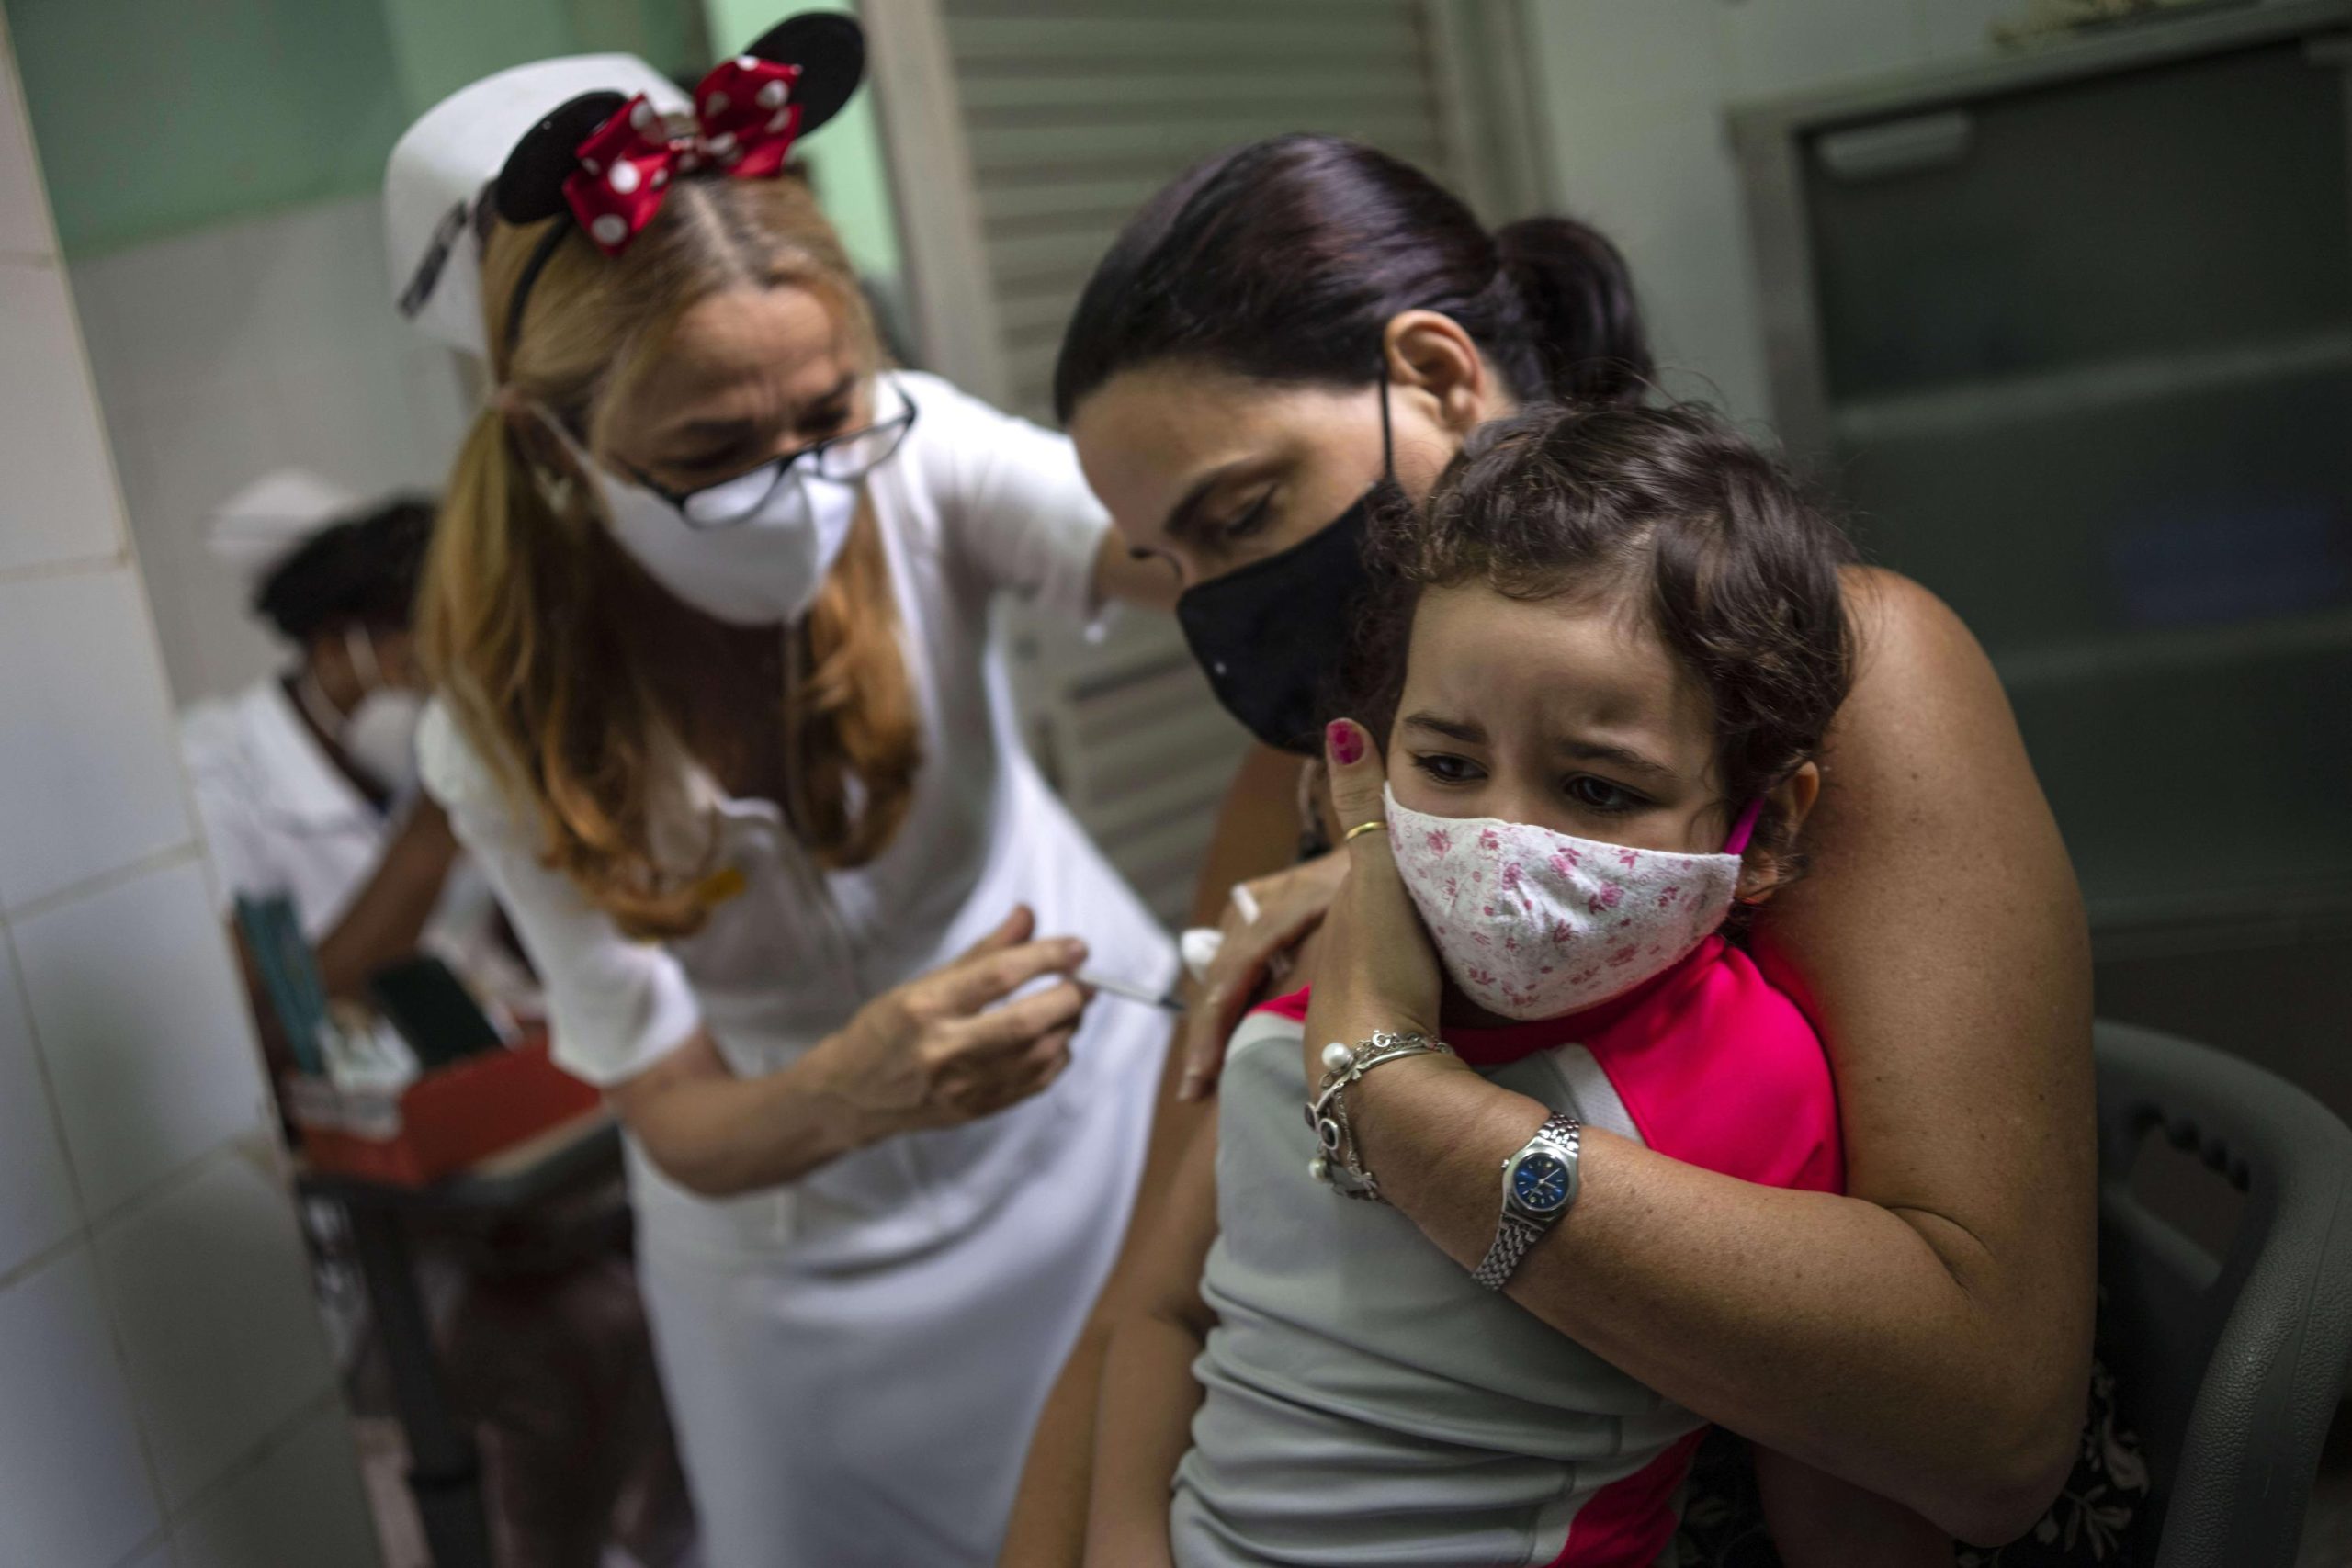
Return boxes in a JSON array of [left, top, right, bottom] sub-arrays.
[[0, 569, 196, 909], [0, 1250, 163, 1567], [70, 194, 472, 707], [0, 13, 377, 1566], [93, 1155, 339, 1508], [1523, 0, 2023, 429]]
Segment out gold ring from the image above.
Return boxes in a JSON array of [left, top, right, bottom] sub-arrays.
[[1343, 819, 1385, 843]]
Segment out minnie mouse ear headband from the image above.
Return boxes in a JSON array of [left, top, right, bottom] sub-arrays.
[[383, 12, 864, 361]]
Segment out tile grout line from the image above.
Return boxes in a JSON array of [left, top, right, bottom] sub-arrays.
[[84, 1134, 270, 1244], [43, 245, 141, 567], [0, 921, 94, 1258], [107, 1527, 168, 1568], [154, 1386, 354, 1546], [0, 840, 203, 926], [0, 545, 132, 587], [100, 1386, 355, 1567], [0, 1226, 82, 1294], [0, 919, 177, 1525], [0, 1126, 288, 1284]]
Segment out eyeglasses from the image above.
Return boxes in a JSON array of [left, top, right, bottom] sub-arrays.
[[631, 376, 919, 529]]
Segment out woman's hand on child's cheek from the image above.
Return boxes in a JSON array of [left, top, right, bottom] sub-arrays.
[[1300, 719, 1443, 1084]]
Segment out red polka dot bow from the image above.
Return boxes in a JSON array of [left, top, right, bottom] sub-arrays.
[[564, 57, 805, 255]]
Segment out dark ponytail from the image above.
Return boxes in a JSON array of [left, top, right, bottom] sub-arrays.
[[1494, 216, 1649, 410], [1053, 134, 1650, 423]]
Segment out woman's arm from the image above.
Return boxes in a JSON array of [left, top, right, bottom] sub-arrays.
[[1311, 571, 2094, 1545], [422, 705, 1099, 1197], [607, 906, 1094, 1196], [1082, 1111, 1221, 1568], [608, 1028, 882, 1194], [1755, 1446, 1951, 1567], [310, 797, 462, 998]]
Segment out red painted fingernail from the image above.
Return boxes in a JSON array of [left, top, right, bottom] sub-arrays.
[[1328, 720, 1363, 765]]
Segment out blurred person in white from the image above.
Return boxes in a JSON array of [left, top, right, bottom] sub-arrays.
[[381, 13, 1182, 1565], [181, 477, 694, 1568], [183, 475, 525, 1045]]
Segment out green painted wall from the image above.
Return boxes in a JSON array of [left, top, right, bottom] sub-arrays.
[[3, 0, 709, 258], [4, 0, 409, 255], [384, 0, 707, 123], [703, 0, 900, 281], [6, 0, 898, 276]]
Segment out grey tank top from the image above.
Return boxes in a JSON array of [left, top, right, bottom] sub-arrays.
[[1170, 1008, 1700, 1568]]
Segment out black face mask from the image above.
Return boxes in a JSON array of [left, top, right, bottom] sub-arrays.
[[1173, 372, 1401, 754]]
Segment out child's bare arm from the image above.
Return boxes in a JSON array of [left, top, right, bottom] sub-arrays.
[[1082, 1111, 1223, 1568], [1754, 1443, 1951, 1567]]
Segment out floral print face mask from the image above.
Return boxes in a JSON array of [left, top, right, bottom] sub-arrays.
[[1384, 784, 1758, 1021]]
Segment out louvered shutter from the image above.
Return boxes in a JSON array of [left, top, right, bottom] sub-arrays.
[[865, 0, 1528, 924]]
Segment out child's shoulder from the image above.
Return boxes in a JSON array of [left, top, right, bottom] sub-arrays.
[[1250, 987, 1314, 1028], [1577, 942, 1843, 1196], [1614, 940, 1820, 1067]]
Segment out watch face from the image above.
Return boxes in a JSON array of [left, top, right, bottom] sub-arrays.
[[1512, 1150, 1572, 1213]]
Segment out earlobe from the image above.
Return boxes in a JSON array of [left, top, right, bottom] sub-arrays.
[[1734, 762, 1823, 904]]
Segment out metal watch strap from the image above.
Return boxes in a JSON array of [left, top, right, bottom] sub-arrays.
[[1471, 1213, 1549, 1290], [1472, 1113, 1580, 1291]]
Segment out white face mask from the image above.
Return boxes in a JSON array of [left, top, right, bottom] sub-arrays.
[[1384, 784, 1757, 1021], [345, 687, 427, 795], [304, 625, 424, 795], [592, 462, 861, 627]]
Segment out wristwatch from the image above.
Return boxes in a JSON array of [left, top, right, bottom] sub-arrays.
[[1472, 1113, 1582, 1290]]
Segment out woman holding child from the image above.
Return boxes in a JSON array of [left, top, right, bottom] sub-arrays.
[[1001, 134, 2098, 1563], [386, 6, 2093, 1540]]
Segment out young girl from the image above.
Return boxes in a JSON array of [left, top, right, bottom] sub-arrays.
[[1084, 402, 1949, 1565]]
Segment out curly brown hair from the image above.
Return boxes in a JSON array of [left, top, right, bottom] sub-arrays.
[[1363, 401, 1856, 859]]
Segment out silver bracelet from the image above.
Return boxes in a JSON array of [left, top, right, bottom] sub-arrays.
[[1304, 1031, 1454, 1201]]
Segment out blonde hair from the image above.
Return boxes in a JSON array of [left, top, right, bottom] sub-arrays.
[[421, 175, 919, 940]]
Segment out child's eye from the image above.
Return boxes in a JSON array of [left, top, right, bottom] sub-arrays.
[[1564, 774, 1644, 813], [1413, 752, 1484, 785]]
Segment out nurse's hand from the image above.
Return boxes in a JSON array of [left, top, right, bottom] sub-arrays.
[[1175, 851, 1348, 1100], [814, 905, 1093, 1134]]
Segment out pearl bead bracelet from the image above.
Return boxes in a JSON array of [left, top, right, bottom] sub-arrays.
[[1304, 1031, 1456, 1201]]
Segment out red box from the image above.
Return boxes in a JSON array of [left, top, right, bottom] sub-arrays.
[[296, 1032, 601, 1188]]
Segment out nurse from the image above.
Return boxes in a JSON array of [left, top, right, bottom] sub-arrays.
[[180, 479, 471, 1033], [381, 15, 1179, 1565]]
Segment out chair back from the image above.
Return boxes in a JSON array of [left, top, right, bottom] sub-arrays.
[[2094, 1020, 2352, 1567]]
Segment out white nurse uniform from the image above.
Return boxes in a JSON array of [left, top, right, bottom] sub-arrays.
[[419, 371, 1175, 1566]]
